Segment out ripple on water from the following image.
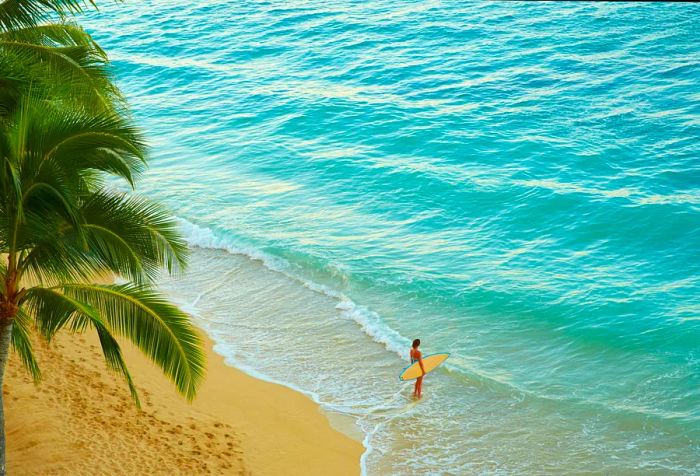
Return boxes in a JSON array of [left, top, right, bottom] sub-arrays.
[[83, 2, 700, 474]]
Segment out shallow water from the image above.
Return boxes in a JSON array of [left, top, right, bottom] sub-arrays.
[[83, 2, 699, 474]]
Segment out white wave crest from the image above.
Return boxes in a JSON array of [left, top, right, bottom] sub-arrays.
[[176, 216, 412, 361], [336, 298, 411, 359], [176, 217, 289, 271]]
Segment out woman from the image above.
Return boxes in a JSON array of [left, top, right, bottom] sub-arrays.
[[410, 338, 426, 398]]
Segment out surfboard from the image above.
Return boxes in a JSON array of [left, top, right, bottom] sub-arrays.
[[399, 353, 449, 381]]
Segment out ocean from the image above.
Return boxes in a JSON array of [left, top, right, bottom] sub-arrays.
[[83, 2, 699, 474]]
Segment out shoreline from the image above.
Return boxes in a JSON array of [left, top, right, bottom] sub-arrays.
[[5, 325, 364, 475], [206, 337, 367, 445]]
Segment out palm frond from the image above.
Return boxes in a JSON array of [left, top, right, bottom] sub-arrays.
[[17, 189, 187, 286], [15, 95, 146, 181], [54, 283, 204, 400], [0, 22, 105, 55], [0, 1, 97, 32], [11, 307, 41, 382], [0, 41, 118, 110], [23, 285, 97, 340], [0, 56, 24, 117], [23, 285, 141, 405], [81, 191, 188, 276], [18, 250, 85, 284], [4, 94, 149, 276], [94, 323, 140, 407]]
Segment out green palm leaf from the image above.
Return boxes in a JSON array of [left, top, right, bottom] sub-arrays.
[[24, 286, 142, 405], [0, 23, 105, 55], [54, 283, 205, 401], [18, 189, 187, 285], [0, 2, 119, 117], [80, 191, 188, 275], [0, 1, 96, 31], [0, 40, 116, 110], [10, 308, 40, 382]]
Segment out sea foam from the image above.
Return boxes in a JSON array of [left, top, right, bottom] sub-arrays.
[[176, 217, 412, 360]]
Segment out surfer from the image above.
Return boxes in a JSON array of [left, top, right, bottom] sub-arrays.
[[410, 338, 426, 398]]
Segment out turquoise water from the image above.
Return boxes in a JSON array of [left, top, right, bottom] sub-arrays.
[[84, 2, 699, 474]]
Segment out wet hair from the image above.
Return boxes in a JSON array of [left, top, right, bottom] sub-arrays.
[[412, 338, 420, 348]]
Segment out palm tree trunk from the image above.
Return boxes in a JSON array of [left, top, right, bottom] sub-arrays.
[[0, 320, 12, 476]]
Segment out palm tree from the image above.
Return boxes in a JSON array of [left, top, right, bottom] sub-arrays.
[[0, 95, 206, 474], [0, 3, 204, 473]]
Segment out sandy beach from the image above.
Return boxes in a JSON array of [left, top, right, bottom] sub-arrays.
[[4, 328, 363, 475]]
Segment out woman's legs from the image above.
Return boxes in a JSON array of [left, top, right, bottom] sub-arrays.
[[415, 376, 423, 397]]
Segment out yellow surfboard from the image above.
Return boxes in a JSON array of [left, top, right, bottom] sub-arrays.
[[399, 353, 449, 381]]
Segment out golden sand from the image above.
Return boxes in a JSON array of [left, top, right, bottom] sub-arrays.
[[4, 329, 363, 475]]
